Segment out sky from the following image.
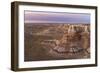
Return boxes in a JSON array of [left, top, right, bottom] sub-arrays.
[[24, 11, 90, 24]]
